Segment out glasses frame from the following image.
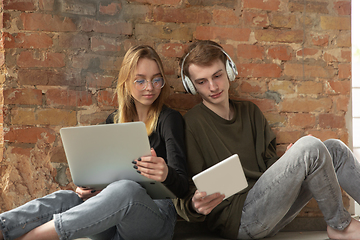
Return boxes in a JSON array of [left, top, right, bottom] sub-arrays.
[[133, 77, 165, 91]]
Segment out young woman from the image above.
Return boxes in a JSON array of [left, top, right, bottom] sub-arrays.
[[0, 45, 188, 240]]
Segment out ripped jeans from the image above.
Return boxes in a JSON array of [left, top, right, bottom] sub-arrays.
[[0, 180, 177, 240], [238, 136, 359, 239]]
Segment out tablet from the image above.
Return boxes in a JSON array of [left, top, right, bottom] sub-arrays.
[[192, 154, 248, 199], [60, 122, 176, 199]]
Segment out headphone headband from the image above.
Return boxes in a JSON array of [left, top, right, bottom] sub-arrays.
[[180, 45, 238, 95]]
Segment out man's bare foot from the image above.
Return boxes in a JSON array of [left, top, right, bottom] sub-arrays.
[[327, 218, 360, 239]]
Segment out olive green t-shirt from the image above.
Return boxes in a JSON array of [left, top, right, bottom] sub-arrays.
[[174, 100, 278, 239]]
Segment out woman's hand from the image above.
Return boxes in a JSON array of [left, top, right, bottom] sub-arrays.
[[191, 190, 225, 215], [133, 148, 168, 182], [75, 187, 101, 201]]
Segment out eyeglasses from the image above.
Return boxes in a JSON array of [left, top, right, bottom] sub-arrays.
[[133, 77, 165, 91]]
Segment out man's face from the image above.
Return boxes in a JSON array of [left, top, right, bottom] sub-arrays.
[[188, 59, 230, 108]]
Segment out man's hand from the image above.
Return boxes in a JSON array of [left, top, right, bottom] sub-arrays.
[[191, 190, 225, 215]]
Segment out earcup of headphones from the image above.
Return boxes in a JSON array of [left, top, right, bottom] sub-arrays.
[[226, 59, 236, 82], [182, 75, 197, 95]]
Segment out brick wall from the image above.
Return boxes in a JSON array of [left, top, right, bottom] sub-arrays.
[[0, 0, 351, 218]]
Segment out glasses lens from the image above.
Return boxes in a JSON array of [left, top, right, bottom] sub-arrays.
[[152, 77, 164, 89], [134, 79, 146, 90]]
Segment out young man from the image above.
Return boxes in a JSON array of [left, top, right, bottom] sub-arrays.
[[174, 40, 360, 239]]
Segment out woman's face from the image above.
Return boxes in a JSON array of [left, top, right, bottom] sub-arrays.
[[130, 58, 163, 110]]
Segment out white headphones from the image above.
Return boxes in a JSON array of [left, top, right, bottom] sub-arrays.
[[180, 46, 238, 95]]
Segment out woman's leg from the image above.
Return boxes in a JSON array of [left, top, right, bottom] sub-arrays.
[[0, 190, 82, 240], [237, 136, 351, 239], [51, 180, 176, 240]]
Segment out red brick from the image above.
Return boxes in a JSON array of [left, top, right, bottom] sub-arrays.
[[187, 0, 235, 8], [213, 9, 239, 25], [243, 11, 269, 28], [237, 80, 267, 94], [337, 32, 351, 47], [341, 50, 351, 62], [3, 0, 36, 11], [20, 13, 77, 32], [157, 43, 186, 58], [135, 24, 192, 41], [46, 89, 93, 107], [99, 2, 122, 15], [97, 90, 117, 108], [127, 0, 181, 4], [4, 88, 42, 105], [289, 113, 316, 128], [334, 1, 351, 15], [17, 51, 65, 68], [327, 80, 350, 94], [243, 0, 280, 11], [307, 130, 338, 142], [334, 96, 349, 112], [297, 81, 323, 94], [270, 14, 296, 28], [195, 26, 251, 42], [11, 108, 77, 126], [61, 1, 96, 16], [91, 36, 121, 52], [296, 48, 320, 58], [18, 69, 81, 86], [323, 49, 350, 63], [269, 80, 295, 94], [153, 7, 212, 23], [255, 29, 304, 43], [80, 18, 132, 35], [284, 63, 335, 78], [311, 34, 329, 47], [276, 130, 302, 144], [237, 44, 264, 59], [267, 46, 292, 61], [58, 34, 89, 49], [5, 127, 56, 144], [49, 146, 67, 163], [280, 98, 332, 112], [39, 0, 54, 11], [319, 114, 345, 129], [85, 73, 115, 89], [238, 63, 282, 78], [338, 63, 351, 79], [80, 111, 114, 125], [3, 32, 53, 49], [289, 1, 329, 14], [320, 16, 350, 30]]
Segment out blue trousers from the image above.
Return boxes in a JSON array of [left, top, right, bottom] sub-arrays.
[[238, 136, 358, 239], [0, 180, 176, 240]]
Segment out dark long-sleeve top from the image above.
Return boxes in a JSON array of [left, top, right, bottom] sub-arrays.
[[174, 100, 279, 239], [106, 106, 189, 198]]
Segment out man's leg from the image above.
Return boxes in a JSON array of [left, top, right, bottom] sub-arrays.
[[237, 136, 351, 239]]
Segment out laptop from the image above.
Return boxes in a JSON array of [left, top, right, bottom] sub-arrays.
[[192, 154, 248, 199], [60, 122, 176, 199]]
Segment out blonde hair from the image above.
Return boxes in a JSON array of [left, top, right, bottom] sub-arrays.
[[115, 45, 170, 135]]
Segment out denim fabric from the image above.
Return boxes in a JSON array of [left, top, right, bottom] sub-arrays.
[[0, 180, 176, 240], [237, 136, 355, 239]]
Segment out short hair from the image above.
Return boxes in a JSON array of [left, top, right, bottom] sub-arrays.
[[181, 40, 228, 79], [115, 45, 170, 135]]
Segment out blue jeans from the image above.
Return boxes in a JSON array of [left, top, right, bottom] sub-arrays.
[[237, 136, 359, 239], [0, 180, 177, 240]]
